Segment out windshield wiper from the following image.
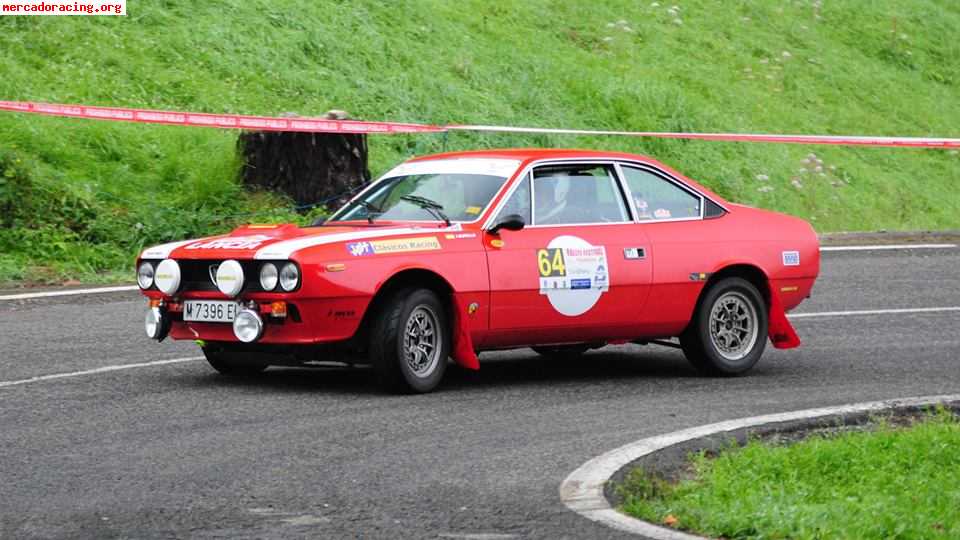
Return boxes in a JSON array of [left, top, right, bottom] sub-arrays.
[[401, 195, 451, 226], [356, 200, 382, 224]]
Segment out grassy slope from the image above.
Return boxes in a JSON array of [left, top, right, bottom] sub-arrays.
[[0, 0, 958, 284]]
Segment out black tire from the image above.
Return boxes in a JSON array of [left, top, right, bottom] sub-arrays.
[[202, 347, 269, 377], [680, 277, 768, 376], [531, 344, 590, 361], [368, 288, 449, 394]]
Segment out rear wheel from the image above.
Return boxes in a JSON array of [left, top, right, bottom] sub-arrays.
[[369, 288, 449, 393], [680, 277, 768, 376], [531, 344, 590, 361], [202, 347, 269, 376]]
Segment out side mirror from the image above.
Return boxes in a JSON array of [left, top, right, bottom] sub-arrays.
[[488, 214, 525, 235]]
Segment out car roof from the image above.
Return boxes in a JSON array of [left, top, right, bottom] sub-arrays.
[[407, 148, 729, 206], [407, 148, 655, 163]]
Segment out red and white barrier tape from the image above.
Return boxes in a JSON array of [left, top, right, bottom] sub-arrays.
[[0, 101, 444, 134], [447, 125, 960, 149], [2, 100, 959, 148]]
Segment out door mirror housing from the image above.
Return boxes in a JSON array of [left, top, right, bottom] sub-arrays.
[[488, 214, 525, 235]]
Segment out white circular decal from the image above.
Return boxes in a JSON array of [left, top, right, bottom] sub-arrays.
[[537, 235, 609, 316]]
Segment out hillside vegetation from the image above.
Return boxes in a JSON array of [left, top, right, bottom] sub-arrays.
[[1, 0, 958, 284]]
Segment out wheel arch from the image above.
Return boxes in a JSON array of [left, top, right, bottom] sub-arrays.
[[354, 267, 455, 349], [686, 263, 771, 332]]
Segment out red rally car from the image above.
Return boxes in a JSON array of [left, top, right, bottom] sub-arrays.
[[137, 149, 820, 393]]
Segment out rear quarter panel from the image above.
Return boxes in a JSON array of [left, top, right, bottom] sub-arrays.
[[640, 206, 818, 336]]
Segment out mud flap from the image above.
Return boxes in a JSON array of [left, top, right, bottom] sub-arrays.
[[768, 290, 801, 349], [450, 295, 480, 370]]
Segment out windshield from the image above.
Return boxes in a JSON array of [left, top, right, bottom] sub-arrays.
[[330, 173, 508, 223]]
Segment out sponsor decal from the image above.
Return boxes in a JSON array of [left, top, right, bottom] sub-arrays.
[[464, 206, 482, 215], [186, 234, 273, 250], [536, 236, 610, 316], [689, 272, 712, 281], [653, 208, 672, 219], [467, 302, 479, 315], [444, 232, 477, 240], [346, 236, 441, 256], [782, 250, 801, 266], [570, 278, 592, 290], [489, 239, 505, 248], [326, 309, 357, 319], [347, 241, 374, 256]]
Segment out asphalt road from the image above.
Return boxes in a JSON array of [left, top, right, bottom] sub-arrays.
[[1, 248, 958, 539]]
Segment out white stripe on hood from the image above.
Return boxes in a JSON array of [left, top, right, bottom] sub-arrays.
[[140, 239, 197, 259], [254, 226, 458, 260]]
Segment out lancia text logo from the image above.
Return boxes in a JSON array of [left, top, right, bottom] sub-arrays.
[[208, 264, 220, 285]]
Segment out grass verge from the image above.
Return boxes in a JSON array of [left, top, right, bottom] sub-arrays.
[[617, 409, 960, 539]]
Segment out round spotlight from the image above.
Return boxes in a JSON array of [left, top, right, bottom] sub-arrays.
[[232, 308, 264, 343], [279, 262, 300, 292], [259, 263, 278, 291], [145, 307, 162, 339], [216, 259, 245, 297], [137, 261, 155, 290], [154, 259, 181, 295]]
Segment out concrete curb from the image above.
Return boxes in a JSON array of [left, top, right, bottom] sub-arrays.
[[559, 394, 960, 539]]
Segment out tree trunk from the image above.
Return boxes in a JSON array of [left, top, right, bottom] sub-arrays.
[[237, 115, 370, 211]]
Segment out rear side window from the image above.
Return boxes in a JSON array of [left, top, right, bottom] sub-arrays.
[[532, 165, 629, 225], [621, 166, 702, 220]]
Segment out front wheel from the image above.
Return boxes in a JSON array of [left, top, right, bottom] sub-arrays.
[[202, 347, 269, 376], [680, 277, 768, 376], [369, 288, 450, 393]]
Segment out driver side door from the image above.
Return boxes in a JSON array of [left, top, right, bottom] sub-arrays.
[[483, 162, 653, 347]]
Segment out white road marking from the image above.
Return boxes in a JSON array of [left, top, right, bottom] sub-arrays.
[[560, 394, 960, 539], [820, 243, 956, 251], [438, 534, 521, 540], [0, 285, 138, 301], [0, 356, 203, 389], [789, 306, 960, 318]]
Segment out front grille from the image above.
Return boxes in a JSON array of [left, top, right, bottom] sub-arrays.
[[180, 260, 267, 293]]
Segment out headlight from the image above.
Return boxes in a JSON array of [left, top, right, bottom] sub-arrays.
[[279, 262, 299, 291], [233, 308, 264, 343], [137, 262, 155, 289], [154, 259, 181, 295], [215, 259, 245, 297], [259, 263, 278, 291]]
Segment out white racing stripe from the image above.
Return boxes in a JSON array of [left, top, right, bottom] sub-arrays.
[[254, 226, 452, 259], [0, 356, 203, 389], [820, 244, 956, 251], [0, 285, 138, 301], [789, 306, 960, 318]]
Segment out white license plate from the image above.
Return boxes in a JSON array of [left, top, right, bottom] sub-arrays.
[[183, 300, 240, 323]]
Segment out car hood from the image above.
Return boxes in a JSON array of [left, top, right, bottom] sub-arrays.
[[139, 223, 457, 261]]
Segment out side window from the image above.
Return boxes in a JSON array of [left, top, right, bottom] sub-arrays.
[[621, 166, 702, 220], [533, 165, 629, 225], [495, 173, 531, 225]]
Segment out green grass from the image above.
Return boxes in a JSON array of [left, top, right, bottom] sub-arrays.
[[1, 0, 959, 285], [618, 410, 960, 539]]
